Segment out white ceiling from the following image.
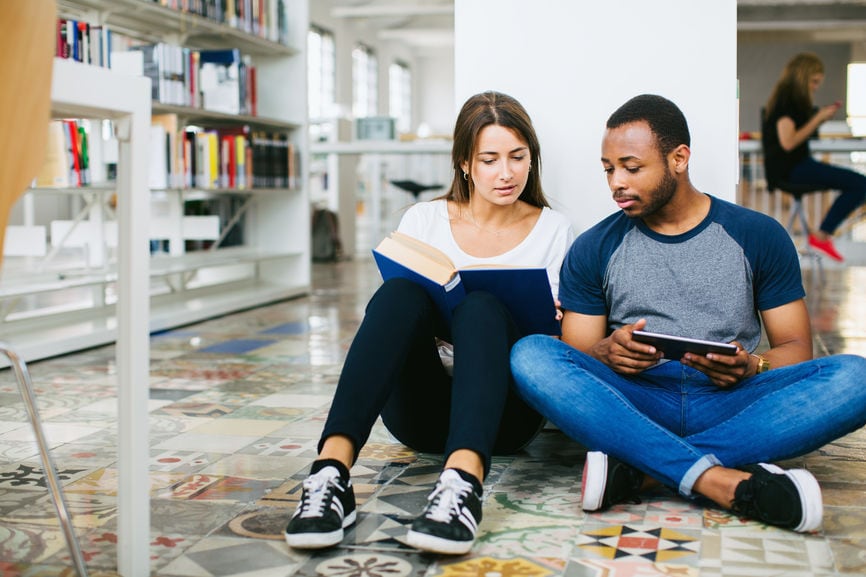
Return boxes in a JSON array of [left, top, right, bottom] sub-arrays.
[[325, 0, 866, 48]]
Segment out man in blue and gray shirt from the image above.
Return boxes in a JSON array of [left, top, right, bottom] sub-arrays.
[[511, 93, 866, 533]]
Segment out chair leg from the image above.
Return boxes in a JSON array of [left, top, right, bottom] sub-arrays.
[[0, 343, 89, 576], [786, 198, 804, 235], [785, 198, 825, 278], [796, 200, 811, 238]]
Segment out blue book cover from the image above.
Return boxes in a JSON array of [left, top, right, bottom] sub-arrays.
[[372, 233, 560, 336], [372, 249, 465, 324], [460, 268, 560, 336], [198, 48, 241, 65]]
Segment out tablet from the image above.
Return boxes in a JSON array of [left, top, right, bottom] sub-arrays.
[[632, 330, 738, 359]]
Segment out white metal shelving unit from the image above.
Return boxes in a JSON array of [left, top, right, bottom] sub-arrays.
[[0, 1, 311, 573], [2, 0, 311, 362]]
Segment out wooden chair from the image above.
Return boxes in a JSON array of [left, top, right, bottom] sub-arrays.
[[0, 1, 89, 574]]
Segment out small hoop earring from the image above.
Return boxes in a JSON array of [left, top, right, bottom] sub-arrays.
[[463, 171, 469, 181]]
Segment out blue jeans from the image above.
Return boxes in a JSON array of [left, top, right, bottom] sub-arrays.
[[510, 335, 866, 497], [788, 157, 866, 234]]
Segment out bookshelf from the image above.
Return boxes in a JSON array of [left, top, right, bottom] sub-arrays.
[[0, 1, 310, 573], [3, 0, 310, 362]]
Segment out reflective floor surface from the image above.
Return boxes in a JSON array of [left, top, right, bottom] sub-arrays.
[[1, 254, 865, 576]]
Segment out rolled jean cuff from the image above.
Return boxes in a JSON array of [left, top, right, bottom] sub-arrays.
[[679, 454, 722, 497]]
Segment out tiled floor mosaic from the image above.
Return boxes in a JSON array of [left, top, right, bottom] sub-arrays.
[[0, 256, 865, 576]]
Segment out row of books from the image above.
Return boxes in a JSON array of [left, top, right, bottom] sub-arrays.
[[30, 115, 297, 192], [150, 114, 298, 190], [56, 19, 112, 68], [113, 43, 256, 116], [149, 0, 290, 46], [34, 120, 91, 189]]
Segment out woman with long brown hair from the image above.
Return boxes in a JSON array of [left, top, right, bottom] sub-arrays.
[[284, 91, 573, 555]]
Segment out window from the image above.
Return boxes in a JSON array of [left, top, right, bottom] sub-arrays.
[[352, 43, 378, 118], [389, 60, 412, 134], [847, 63, 866, 137], [307, 25, 335, 141]]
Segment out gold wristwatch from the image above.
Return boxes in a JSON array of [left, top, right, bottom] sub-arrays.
[[752, 354, 770, 374]]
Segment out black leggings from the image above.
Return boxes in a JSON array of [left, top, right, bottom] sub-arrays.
[[318, 277, 545, 478]]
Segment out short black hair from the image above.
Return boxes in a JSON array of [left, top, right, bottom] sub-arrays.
[[606, 94, 690, 157]]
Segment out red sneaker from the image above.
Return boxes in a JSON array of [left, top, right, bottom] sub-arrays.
[[808, 234, 844, 262]]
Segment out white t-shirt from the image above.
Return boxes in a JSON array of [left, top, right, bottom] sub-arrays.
[[396, 198, 575, 299]]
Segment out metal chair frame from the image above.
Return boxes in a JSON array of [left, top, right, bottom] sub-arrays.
[[2, 344, 89, 575]]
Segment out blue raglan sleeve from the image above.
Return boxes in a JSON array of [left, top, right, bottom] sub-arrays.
[[558, 227, 609, 316], [738, 211, 806, 310]]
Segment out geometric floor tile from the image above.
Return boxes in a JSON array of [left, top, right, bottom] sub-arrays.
[[717, 533, 834, 571], [565, 558, 698, 577], [159, 536, 297, 577], [293, 550, 432, 577], [575, 525, 701, 564], [436, 556, 556, 577]]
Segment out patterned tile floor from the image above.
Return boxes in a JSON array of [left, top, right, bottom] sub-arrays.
[[1, 255, 865, 577]]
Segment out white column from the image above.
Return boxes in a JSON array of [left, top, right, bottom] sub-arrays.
[[454, 0, 738, 235]]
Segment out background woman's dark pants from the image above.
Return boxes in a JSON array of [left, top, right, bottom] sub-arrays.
[[318, 277, 544, 478], [788, 157, 866, 234]]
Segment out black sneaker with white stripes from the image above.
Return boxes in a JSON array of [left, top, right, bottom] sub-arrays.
[[406, 468, 482, 555], [284, 465, 356, 549]]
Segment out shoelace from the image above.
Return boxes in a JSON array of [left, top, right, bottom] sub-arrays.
[[424, 476, 472, 522], [298, 471, 339, 519]]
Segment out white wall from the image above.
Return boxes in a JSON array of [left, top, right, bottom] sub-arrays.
[[415, 50, 456, 136], [455, 0, 738, 234]]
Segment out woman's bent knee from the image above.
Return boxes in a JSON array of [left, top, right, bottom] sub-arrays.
[[368, 278, 430, 311], [453, 290, 508, 320]]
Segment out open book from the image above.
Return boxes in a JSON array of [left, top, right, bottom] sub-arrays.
[[372, 231, 561, 336]]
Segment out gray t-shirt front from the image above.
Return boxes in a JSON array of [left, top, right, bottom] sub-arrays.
[[559, 195, 805, 353]]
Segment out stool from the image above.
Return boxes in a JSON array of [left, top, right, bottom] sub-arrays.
[[771, 180, 827, 276], [772, 181, 826, 237], [389, 180, 444, 201]]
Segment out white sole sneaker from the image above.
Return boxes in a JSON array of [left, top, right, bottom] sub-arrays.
[[581, 451, 608, 512], [758, 463, 823, 532], [284, 509, 356, 549], [405, 528, 474, 555]]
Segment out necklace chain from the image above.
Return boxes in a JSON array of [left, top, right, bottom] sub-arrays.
[[464, 207, 521, 236]]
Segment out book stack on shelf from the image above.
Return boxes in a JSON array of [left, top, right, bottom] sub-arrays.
[[149, 0, 290, 44], [34, 119, 91, 188], [147, 116, 298, 191], [115, 43, 257, 115], [56, 18, 112, 67]]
